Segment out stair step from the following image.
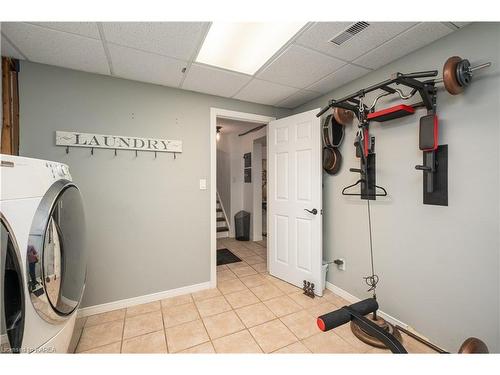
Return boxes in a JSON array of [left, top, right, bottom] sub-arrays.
[[217, 217, 226, 222], [216, 208, 223, 212], [216, 227, 229, 233]]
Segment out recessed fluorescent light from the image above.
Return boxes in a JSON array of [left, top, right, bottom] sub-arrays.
[[196, 22, 306, 75]]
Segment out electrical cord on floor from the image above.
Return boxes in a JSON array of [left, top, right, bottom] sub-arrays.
[[363, 199, 379, 297]]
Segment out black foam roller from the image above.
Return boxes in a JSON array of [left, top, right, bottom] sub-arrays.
[[317, 298, 379, 332]]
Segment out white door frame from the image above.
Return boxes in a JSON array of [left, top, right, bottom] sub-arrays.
[[210, 108, 276, 288]]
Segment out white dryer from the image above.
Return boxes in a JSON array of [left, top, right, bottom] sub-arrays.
[[1, 155, 86, 353]]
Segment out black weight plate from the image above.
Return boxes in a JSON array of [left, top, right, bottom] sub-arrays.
[[456, 59, 471, 87]]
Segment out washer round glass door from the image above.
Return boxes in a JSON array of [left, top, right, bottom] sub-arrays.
[[1, 216, 24, 353], [28, 180, 86, 323]]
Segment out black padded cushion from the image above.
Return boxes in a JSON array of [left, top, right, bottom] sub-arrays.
[[419, 114, 438, 151]]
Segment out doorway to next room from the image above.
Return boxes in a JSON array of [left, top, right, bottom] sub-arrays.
[[210, 109, 275, 286]]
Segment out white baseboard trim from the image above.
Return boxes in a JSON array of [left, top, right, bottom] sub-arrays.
[[77, 281, 211, 318], [325, 281, 409, 330]]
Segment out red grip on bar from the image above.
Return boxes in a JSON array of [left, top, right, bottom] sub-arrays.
[[317, 318, 326, 332]]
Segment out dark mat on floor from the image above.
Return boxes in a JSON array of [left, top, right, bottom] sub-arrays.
[[217, 248, 242, 266]]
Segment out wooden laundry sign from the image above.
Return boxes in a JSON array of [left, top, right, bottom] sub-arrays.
[[55, 131, 182, 153]]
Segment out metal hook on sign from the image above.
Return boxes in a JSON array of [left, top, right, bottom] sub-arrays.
[[66, 146, 69, 154], [114, 149, 117, 157], [173, 152, 177, 160], [154, 151, 157, 159], [91, 147, 94, 156], [135, 150, 138, 158]]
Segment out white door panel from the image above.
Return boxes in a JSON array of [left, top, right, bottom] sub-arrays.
[[268, 109, 323, 295]]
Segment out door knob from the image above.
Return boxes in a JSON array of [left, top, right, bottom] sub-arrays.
[[304, 208, 318, 215]]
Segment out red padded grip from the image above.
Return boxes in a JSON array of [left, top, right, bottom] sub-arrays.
[[317, 318, 326, 332]]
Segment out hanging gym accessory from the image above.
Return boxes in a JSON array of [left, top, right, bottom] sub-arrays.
[[317, 55, 491, 206], [322, 114, 345, 175], [338, 96, 389, 200], [415, 114, 448, 205]]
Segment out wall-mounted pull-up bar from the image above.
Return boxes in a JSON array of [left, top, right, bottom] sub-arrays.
[[317, 55, 491, 206]]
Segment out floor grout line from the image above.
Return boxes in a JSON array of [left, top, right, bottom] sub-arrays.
[[191, 292, 214, 353], [159, 300, 170, 353], [119, 317, 126, 353], [80, 238, 409, 354], [77, 339, 122, 354]]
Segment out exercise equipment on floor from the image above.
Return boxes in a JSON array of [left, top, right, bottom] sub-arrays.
[[316, 298, 489, 354]]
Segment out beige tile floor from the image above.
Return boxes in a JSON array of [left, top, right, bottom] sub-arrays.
[[74, 238, 436, 354]]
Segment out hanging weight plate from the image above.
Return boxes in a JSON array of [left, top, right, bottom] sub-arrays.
[[443, 56, 464, 95], [323, 147, 342, 175], [323, 146, 335, 171], [458, 337, 489, 354], [333, 107, 354, 126], [322, 114, 333, 147], [456, 58, 472, 87]]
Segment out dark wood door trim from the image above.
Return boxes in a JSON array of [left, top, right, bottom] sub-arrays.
[[1, 57, 20, 155]]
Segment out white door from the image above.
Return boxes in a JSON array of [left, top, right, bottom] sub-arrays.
[[268, 109, 323, 295]]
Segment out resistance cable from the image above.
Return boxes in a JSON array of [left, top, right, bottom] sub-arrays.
[[363, 199, 379, 298]]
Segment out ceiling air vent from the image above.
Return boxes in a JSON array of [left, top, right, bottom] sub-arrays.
[[330, 22, 370, 45]]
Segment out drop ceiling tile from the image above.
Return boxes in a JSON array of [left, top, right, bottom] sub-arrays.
[[296, 22, 416, 62], [108, 44, 186, 88], [28, 22, 100, 39], [276, 90, 321, 109], [451, 22, 471, 28], [102, 22, 207, 61], [307, 64, 371, 94], [182, 63, 252, 98], [1, 35, 25, 60], [234, 79, 298, 106], [1, 22, 109, 75], [353, 23, 454, 70], [257, 44, 345, 89]]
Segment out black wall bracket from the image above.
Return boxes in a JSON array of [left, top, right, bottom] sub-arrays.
[[342, 151, 388, 200], [415, 144, 448, 206]]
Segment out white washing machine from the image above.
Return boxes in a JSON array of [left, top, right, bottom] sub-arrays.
[[1, 155, 86, 353]]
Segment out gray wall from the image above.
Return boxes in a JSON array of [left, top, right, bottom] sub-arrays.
[[295, 22, 500, 352], [18, 61, 290, 308]]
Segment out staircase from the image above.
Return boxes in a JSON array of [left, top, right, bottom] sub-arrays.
[[216, 193, 230, 238]]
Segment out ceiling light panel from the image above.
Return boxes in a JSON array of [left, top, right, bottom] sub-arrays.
[[196, 22, 306, 75]]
